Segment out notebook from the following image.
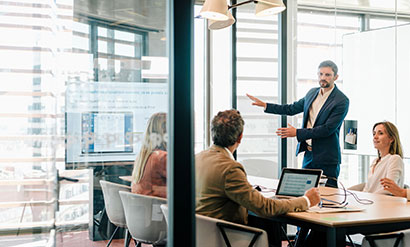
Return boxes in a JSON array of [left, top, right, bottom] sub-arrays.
[[307, 205, 365, 213], [274, 168, 323, 199]]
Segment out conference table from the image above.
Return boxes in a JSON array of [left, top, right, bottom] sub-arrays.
[[248, 176, 410, 247]]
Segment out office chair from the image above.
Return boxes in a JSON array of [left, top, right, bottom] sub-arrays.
[[240, 159, 278, 179], [361, 232, 404, 247], [99, 180, 131, 247], [119, 191, 167, 247], [160, 204, 269, 247]]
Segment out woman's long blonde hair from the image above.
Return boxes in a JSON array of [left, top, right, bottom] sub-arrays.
[[132, 112, 167, 183], [373, 121, 403, 160]]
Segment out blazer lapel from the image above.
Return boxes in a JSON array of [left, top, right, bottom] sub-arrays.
[[303, 88, 320, 127]]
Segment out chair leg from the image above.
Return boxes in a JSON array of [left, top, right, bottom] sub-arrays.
[[106, 226, 120, 247], [134, 239, 141, 247], [124, 229, 131, 247]]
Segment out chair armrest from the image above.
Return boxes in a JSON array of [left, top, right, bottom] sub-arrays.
[[348, 182, 365, 191]]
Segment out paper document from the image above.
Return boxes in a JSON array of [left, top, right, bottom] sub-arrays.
[[307, 206, 365, 214]]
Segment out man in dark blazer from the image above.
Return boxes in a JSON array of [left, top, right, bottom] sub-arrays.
[[247, 60, 349, 187]]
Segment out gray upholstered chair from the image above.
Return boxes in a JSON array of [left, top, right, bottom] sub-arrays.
[[160, 204, 269, 247], [99, 180, 131, 247], [119, 191, 167, 247], [240, 159, 278, 179]]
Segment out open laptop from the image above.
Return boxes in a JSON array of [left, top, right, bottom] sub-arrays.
[[274, 168, 323, 199]]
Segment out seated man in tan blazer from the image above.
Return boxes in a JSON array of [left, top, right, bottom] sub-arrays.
[[195, 109, 320, 246]]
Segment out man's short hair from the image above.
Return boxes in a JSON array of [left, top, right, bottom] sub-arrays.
[[318, 60, 338, 76], [211, 109, 244, 147]]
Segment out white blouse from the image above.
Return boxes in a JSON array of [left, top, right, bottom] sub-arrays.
[[363, 154, 404, 194]]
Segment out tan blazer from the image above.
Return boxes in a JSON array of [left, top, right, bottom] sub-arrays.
[[195, 145, 308, 225]]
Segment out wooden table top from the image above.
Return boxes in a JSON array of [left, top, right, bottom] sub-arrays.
[[248, 175, 410, 227]]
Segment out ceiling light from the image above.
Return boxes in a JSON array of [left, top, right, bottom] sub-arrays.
[[199, 0, 286, 30], [255, 0, 286, 16], [200, 0, 229, 21], [208, 11, 236, 30]]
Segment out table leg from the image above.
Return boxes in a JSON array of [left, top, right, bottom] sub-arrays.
[[294, 228, 309, 247], [327, 228, 346, 247]]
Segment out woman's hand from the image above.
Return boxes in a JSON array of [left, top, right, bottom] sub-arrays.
[[380, 178, 407, 198]]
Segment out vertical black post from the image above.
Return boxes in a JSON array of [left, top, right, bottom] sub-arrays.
[[231, 0, 237, 110], [231, 0, 238, 159], [168, 0, 195, 246], [278, 0, 287, 171]]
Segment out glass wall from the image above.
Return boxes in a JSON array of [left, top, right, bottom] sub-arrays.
[[0, 0, 168, 245], [293, 0, 410, 187]]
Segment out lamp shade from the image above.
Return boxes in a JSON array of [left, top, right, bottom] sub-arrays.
[[208, 11, 235, 30], [200, 0, 229, 21], [255, 0, 286, 16]]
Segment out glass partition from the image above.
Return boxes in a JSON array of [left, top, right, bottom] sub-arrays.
[[294, 0, 410, 188], [0, 0, 168, 245]]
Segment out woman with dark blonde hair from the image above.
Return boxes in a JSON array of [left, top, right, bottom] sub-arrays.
[[349, 121, 404, 194], [131, 112, 167, 198]]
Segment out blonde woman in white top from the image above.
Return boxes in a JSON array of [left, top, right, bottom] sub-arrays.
[[349, 121, 404, 194]]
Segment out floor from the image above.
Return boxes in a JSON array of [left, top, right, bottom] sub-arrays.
[[56, 231, 291, 247], [0, 230, 359, 246], [0, 230, 292, 247]]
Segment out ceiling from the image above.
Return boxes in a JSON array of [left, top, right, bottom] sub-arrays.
[[298, 0, 410, 14], [73, 0, 410, 28], [74, 0, 166, 30]]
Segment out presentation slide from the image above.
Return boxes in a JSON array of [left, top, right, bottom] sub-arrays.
[[81, 112, 133, 153], [66, 82, 167, 164]]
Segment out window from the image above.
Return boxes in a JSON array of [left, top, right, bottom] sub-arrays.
[[295, 1, 410, 187], [236, 5, 281, 179]]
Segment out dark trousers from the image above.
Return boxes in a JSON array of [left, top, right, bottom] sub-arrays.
[[302, 150, 340, 188]]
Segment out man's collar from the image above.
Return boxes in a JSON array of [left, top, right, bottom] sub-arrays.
[[320, 84, 335, 96], [223, 147, 235, 160]]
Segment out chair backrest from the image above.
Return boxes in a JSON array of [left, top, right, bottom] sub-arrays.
[[100, 180, 130, 228], [119, 191, 167, 245], [240, 159, 278, 179], [160, 204, 268, 247], [362, 232, 405, 247]]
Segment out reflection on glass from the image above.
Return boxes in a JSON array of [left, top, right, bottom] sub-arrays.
[[0, 0, 168, 245]]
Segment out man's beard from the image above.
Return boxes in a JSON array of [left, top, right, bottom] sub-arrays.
[[320, 80, 330, 88]]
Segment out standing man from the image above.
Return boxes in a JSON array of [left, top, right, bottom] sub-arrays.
[[247, 60, 349, 187], [195, 109, 320, 246]]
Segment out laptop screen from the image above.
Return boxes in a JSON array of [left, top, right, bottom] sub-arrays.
[[275, 168, 323, 197]]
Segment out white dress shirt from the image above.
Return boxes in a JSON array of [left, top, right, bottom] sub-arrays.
[[305, 86, 334, 146]]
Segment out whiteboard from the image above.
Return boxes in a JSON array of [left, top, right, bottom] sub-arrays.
[[342, 24, 410, 158]]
